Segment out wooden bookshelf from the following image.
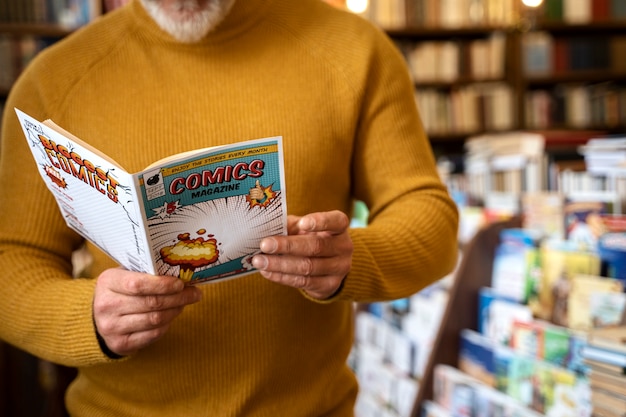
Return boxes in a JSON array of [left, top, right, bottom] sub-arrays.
[[410, 217, 522, 415], [0, 0, 108, 101], [0, 23, 74, 37], [364, 1, 626, 154]]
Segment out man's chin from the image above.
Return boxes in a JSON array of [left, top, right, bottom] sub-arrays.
[[140, 0, 236, 43]]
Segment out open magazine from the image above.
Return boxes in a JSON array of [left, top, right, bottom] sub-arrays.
[[15, 108, 288, 285]]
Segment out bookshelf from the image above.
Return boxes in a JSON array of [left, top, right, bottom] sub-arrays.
[[0, 25, 71, 100], [389, 26, 518, 156], [519, 20, 626, 132], [350, 0, 626, 156], [409, 217, 523, 415], [0, 0, 108, 101], [0, 2, 116, 417]]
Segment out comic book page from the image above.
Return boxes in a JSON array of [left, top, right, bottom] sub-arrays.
[[14, 108, 153, 274], [137, 137, 287, 285]]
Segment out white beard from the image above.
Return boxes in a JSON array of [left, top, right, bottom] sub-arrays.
[[140, 0, 236, 43]]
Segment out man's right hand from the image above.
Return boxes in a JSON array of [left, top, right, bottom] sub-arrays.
[[93, 268, 202, 356]]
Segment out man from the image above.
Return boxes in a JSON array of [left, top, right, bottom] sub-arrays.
[[0, 0, 459, 415]]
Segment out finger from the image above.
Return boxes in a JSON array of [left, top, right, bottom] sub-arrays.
[[259, 233, 344, 257], [104, 323, 174, 356], [95, 285, 201, 317], [120, 273, 186, 296], [286, 215, 303, 234], [100, 268, 185, 296], [135, 286, 202, 313], [252, 253, 350, 278], [297, 210, 349, 234], [258, 270, 343, 299], [99, 306, 185, 337]]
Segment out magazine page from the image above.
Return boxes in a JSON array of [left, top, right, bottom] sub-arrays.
[[14, 108, 154, 274], [137, 136, 288, 285]]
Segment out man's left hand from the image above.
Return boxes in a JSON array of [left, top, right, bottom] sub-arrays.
[[252, 210, 353, 299]]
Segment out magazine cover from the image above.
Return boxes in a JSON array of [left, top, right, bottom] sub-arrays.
[[137, 139, 287, 284]]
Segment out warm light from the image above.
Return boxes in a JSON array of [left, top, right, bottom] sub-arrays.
[[346, 0, 368, 14], [521, 0, 543, 7]]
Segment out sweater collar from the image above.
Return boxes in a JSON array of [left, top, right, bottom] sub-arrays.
[[129, 0, 276, 44]]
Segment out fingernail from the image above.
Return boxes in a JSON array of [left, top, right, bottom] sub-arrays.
[[260, 238, 277, 253], [300, 217, 315, 230], [252, 255, 268, 270], [174, 279, 185, 291]]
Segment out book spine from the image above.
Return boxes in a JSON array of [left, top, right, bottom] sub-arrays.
[[582, 344, 626, 367]]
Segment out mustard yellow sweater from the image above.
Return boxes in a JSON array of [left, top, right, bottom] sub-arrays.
[[0, 0, 459, 415]]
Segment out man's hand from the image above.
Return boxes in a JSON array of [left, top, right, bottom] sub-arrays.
[[93, 268, 202, 356], [252, 210, 353, 299]]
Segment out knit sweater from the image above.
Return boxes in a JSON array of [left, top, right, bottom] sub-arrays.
[[0, 0, 459, 415]]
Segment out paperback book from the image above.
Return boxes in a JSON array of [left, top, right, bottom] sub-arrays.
[[15, 108, 288, 285]]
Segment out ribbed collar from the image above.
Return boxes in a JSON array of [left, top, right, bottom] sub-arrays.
[[129, 0, 277, 45]]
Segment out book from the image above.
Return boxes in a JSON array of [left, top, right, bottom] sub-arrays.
[[566, 274, 624, 331], [477, 287, 533, 346], [543, 0, 564, 21], [536, 239, 601, 323], [433, 364, 547, 417], [581, 344, 626, 368], [493, 343, 536, 408], [433, 364, 479, 415], [584, 357, 626, 377], [590, 292, 626, 328], [521, 191, 565, 241], [588, 369, 626, 397], [587, 326, 626, 355], [522, 31, 553, 76], [509, 319, 572, 369], [15, 108, 288, 285], [490, 228, 542, 304], [590, 401, 626, 417], [598, 232, 626, 283], [564, 199, 610, 250], [589, 388, 626, 417], [459, 329, 496, 387]]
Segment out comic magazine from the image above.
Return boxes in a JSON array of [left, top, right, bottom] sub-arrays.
[[15, 108, 288, 285]]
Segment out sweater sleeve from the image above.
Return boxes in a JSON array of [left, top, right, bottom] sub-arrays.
[[0, 73, 114, 367], [333, 30, 459, 303]]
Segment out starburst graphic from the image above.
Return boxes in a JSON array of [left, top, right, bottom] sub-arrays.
[[44, 165, 67, 189], [152, 200, 182, 220], [246, 183, 277, 208]]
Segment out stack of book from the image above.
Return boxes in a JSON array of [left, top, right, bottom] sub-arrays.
[[582, 327, 626, 417], [463, 131, 546, 207]]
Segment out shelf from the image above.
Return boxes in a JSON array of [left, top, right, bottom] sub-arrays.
[[535, 20, 626, 34], [524, 71, 626, 86], [411, 217, 522, 416], [530, 124, 626, 134], [429, 132, 489, 142], [415, 76, 509, 88], [386, 25, 512, 40], [0, 23, 73, 38]]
